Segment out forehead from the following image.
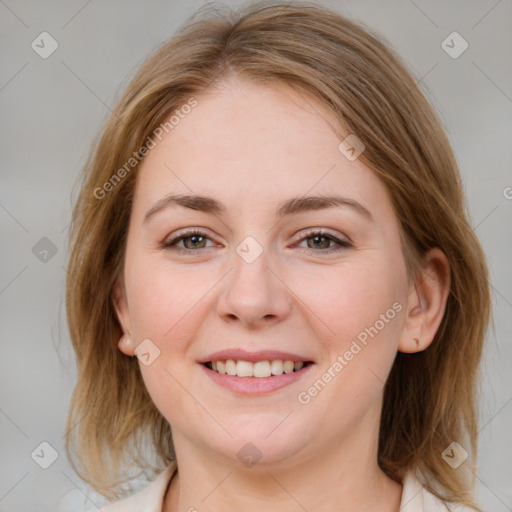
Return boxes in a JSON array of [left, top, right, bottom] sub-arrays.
[[133, 78, 392, 221]]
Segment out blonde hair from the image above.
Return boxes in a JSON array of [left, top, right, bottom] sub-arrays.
[[65, 1, 491, 507]]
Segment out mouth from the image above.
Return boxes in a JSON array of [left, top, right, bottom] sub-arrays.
[[198, 349, 316, 394], [202, 359, 314, 377], [200, 358, 315, 395]]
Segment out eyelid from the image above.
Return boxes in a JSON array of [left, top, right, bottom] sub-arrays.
[[294, 227, 352, 245], [162, 227, 352, 254], [293, 229, 352, 254], [162, 228, 218, 250]]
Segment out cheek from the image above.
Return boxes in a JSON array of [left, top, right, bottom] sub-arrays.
[[293, 262, 405, 423], [126, 260, 214, 418], [293, 258, 404, 345], [126, 256, 212, 343], [294, 258, 406, 402]]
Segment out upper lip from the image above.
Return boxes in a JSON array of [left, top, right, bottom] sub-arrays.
[[198, 349, 314, 364]]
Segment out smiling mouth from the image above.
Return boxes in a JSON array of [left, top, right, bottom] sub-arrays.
[[203, 359, 314, 377]]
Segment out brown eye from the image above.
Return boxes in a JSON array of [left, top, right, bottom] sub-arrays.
[[181, 234, 208, 249], [297, 230, 352, 254], [162, 229, 215, 252]]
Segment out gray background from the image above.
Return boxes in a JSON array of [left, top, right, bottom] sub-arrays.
[[1, 0, 511, 510]]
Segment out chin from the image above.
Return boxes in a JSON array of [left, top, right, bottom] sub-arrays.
[[199, 427, 312, 470]]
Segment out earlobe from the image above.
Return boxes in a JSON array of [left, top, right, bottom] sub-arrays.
[[118, 334, 135, 356], [112, 279, 134, 356], [398, 248, 450, 354]]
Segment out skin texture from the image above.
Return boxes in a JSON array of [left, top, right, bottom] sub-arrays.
[[114, 76, 450, 512]]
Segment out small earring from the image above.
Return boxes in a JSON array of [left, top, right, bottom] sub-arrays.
[[413, 337, 420, 348]]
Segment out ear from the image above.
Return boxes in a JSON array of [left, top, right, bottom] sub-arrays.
[[398, 248, 451, 354], [113, 278, 135, 356]]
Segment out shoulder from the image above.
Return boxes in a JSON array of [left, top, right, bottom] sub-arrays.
[[81, 464, 478, 512], [83, 464, 177, 512], [400, 470, 479, 512]]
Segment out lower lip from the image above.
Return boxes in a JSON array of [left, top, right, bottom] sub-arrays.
[[199, 363, 314, 395]]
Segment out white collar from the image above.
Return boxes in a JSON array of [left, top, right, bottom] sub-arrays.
[[93, 463, 470, 511]]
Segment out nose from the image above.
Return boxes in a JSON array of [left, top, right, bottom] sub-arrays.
[[216, 243, 292, 329]]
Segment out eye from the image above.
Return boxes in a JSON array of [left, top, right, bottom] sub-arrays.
[[161, 229, 216, 253], [161, 228, 352, 255], [295, 229, 352, 255]]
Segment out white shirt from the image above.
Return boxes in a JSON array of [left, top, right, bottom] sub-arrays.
[[85, 463, 474, 511]]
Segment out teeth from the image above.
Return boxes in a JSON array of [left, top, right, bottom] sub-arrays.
[[283, 360, 294, 374], [270, 360, 283, 375], [237, 360, 254, 377], [225, 359, 237, 376], [207, 359, 307, 377]]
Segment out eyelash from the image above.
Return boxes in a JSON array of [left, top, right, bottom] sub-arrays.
[[161, 228, 352, 255]]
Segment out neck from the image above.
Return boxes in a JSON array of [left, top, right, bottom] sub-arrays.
[[163, 416, 402, 511]]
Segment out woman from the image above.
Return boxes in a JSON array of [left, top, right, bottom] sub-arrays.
[[65, 2, 490, 511]]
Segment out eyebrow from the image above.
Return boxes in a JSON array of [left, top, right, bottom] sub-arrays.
[[143, 193, 373, 224]]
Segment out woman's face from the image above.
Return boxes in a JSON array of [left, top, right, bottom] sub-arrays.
[[115, 77, 414, 469]]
